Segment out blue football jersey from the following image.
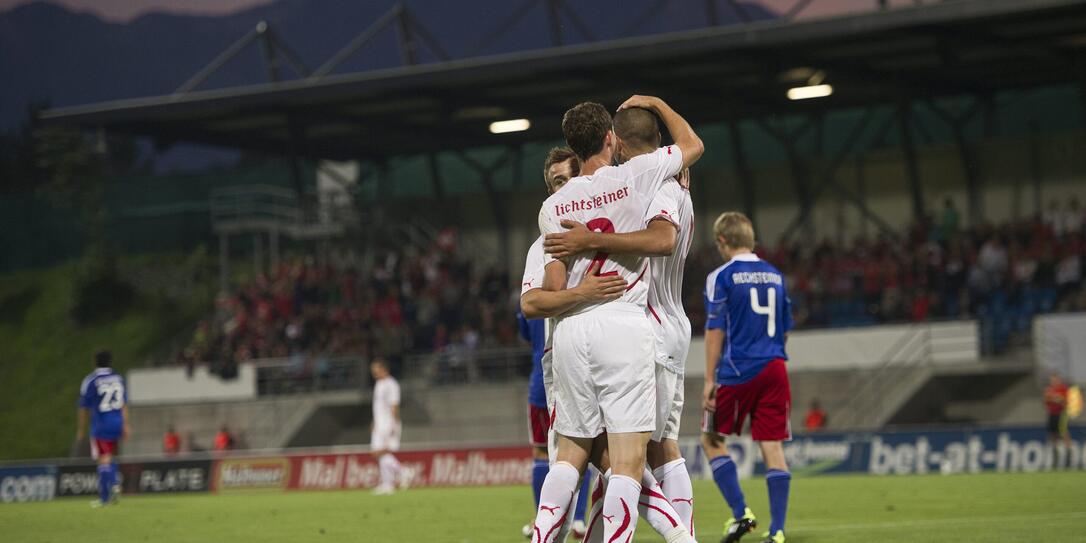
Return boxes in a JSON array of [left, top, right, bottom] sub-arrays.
[[78, 368, 127, 440], [517, 312, 548, 407], [704, 253, 792, 385]]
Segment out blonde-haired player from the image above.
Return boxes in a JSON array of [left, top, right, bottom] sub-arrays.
[[702, 212, 794, 543]]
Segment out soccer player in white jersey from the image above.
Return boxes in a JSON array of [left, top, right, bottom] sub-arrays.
[[370, 358, 403, 495], [526, 96, 703, 543], [543, 106, 697, 540], [518, 147, 600, 541]]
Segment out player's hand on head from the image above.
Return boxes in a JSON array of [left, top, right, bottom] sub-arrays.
[[618, 94, 660, 112], [577, 261, 627, 302], [544, 220, 593, 259]]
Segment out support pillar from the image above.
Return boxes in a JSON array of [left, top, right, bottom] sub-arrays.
[[927, 99, 984, 227], [897, 100, 926, 221], [258, 22, 281, 83], [270, 229, 280, 271], [253, 233, 263, 277], [456, 150, 514, 268], [1028, 120, 1044, 218], [856, 154, 869, 241], [219, 233, 229, 295], [727, 121, 757, 229]]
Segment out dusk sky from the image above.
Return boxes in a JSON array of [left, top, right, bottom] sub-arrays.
[[0, 0, 910, 23]]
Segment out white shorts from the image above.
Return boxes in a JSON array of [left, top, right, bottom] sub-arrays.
[[552, 303, 656, 438], [652, 316, 691, 374], [652, 365, 685, 442], [371, 423, 401, 452]]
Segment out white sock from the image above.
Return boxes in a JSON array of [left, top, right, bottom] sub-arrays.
[[654, 458, 695, 538], [531, 462, 580, 543], [602, 475, 640, 543], [582, 471, 608, 543], [378, 454, 400, 487], [639, 467, 692, 543], [583, 471, 607, 543], [553, 474, 582, 543]]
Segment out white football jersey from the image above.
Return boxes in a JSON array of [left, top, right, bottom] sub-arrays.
[[372, 376, 401, 428], [537, 145, 684, 314], [520, 236, 546, 296], [519, 237, 557, 403], [645, 181, 695, 372]]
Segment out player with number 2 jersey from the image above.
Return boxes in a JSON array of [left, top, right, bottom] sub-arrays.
[[538, 142, 682, 439]]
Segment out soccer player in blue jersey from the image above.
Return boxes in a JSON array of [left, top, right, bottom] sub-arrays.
[[701, 212, 793, 543], [75, 349, 129, 507]]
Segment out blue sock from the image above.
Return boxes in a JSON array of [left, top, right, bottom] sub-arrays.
[[531, 459, 549, 507], [710, 455, 747, 520], [110, 460, 119, 489], [766, 469, 791, 534], [97, 464, 111, 503], [573, 472, 590, 522]]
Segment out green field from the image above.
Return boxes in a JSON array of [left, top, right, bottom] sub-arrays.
[[2, 471, 1084, 542]]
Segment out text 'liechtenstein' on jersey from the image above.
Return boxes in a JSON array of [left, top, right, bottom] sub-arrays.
[[537, 145, 684, 315], [705, 253, 793, 385], [646, 180, 694, 373], [79, 368, 127, 440]]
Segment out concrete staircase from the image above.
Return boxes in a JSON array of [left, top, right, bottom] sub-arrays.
[[127, 391, 363, 455]]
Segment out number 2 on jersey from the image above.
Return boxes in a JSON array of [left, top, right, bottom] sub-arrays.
[[585, 217, 617, 276], [97, 382, 125, 412], [749, 287, 776, 337]]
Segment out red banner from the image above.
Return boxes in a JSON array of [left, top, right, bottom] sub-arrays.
[[286, 446, 533, 491]]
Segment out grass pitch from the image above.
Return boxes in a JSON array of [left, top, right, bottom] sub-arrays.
[[2, 471, 1084, 542]]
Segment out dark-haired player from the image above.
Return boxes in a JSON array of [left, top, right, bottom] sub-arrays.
[[518, 146, 592, 540], [527, 95, 703, 543], [370, 358, 403, 495], [543, 106, 697, 540], [76, 349, 129, 507]]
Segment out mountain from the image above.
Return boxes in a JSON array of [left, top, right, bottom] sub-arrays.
[[0, 0, 776, 129]]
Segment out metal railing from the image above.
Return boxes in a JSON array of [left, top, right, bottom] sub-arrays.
[[254, 356, 368, 396], [251, 346, 533, 396], [833, 321, 980, 429], [209, 184, 359, 238], [402, 346, 532, 386]]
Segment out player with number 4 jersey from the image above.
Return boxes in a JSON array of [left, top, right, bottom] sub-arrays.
[[701, 212, 793, 543]]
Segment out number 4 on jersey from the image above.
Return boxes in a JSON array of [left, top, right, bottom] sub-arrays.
[[749, 287, 776, 338]]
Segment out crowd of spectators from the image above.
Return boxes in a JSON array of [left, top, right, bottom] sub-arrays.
[[182, 197, 1085, 367], [181, 228, 522, 372], [684, 197, 1086, 352]]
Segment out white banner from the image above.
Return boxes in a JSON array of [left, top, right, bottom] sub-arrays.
[[1034, 313, 1086, 382]]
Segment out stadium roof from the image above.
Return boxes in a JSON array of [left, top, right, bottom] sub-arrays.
[[40, 0, 1086, 161]]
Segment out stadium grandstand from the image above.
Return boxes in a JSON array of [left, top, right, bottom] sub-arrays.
[[1, 0, 1085, 541]]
